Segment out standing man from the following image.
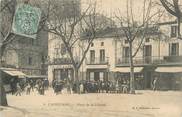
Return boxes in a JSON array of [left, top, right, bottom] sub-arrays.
[[26, 83, 31, 95], [15, 83, 22, 96], [10, 78, 16, 95], [66, 78, 72, 94], [79, 82, 84, 94], [115, 81, 119, 93], [30, 79, 34, 92], [153, 77, 158, 91]]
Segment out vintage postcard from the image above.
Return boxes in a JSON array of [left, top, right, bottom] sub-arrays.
[[0, 0, 182, 117]]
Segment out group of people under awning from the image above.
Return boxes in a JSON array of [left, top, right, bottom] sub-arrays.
[[9, 78, 49, 96], [113, 66, 182, 91], [153, 66, 182, 90], [1, 67, 49, 95], [1, 66, 182, 95]]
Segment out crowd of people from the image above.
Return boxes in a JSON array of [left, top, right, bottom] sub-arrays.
[[10, 79, 49, 96], [8, 77, 160, 96], [51, 79, 130, 94]]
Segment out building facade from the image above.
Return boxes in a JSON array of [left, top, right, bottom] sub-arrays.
[[84, 36, 116, 82], [115, 21, 182, 90], [48, 31, 117, 83], [47, 10, 117, 83], [3, 32, 48, 76], [48, 34, 74, 82], [48, 20, 182, 90]]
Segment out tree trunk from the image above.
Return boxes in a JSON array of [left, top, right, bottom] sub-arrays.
[[0, 71, 8, 106], [0, 46, 8, 106], [177, 16, 181, 38], [74, 68, 79, 93], [129, 42, 135, 94]]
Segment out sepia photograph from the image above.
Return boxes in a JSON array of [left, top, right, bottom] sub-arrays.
[[0, 0, 182, 117]]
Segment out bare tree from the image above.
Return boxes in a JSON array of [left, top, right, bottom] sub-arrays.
[[46, 1, 108, 92], [115, 0, 163, 94], [0, 0, 48, 106], [0, 0, 17, 106], [160, 0, 182, 38]]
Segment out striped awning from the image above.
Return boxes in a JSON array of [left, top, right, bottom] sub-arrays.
[[1, 68, 26, 78]]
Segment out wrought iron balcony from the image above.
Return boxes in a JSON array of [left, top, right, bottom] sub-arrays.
[[116, 56, 175, 66], [163, 55, 182, 63], [117, 56, 182, 66], [86, 57, 109, 65]]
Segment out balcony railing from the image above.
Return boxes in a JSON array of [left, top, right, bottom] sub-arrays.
[[164, 55, 182, 62], [116, 56, 182, 66], [49, 58, 72, 65], [86, 57, 109, 65]]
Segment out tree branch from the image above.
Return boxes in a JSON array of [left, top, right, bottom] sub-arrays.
[[160, 0, 179, 17]]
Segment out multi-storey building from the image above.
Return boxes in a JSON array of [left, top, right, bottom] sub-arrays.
[[48, 35, 74, 82], [48, 28, 116, 82], [47, 0, 81, 82], [83, 27, 117, 82], [115, 21, 182, 90], [48, 20, 182, 91], [3, 32, 48, 76], [48, 12, 116, 82]]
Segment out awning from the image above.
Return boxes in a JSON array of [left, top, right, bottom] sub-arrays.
[[112, 67, 143, 73], [3, 70, 26, 76], [1, 68, 26, 78], [86, 65, 108, 69], [27, 75, 47, 79], [155, 67, 182, 73]]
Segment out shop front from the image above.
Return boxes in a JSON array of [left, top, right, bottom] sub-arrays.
[[53, 68, 74, 82], [86, 69, 108, 82], [155, 66, 182, 90], [0, 68, 27, 93], [48, 64, 74, 82], [113, 67, 145, 90]]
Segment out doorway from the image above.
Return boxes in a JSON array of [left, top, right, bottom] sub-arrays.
[[94, 72, 100, 81], [145, 72, 152, 89]]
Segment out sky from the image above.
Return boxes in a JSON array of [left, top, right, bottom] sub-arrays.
[[82, 0, 147, 17], [81, 0, 182, 23]]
